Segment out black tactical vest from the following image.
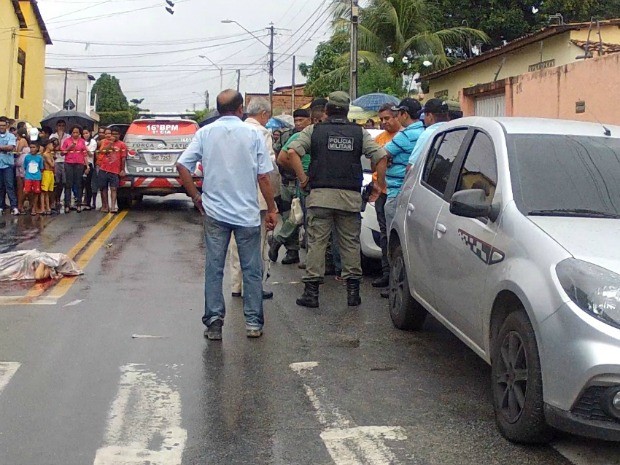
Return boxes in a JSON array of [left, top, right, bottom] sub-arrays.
[[309, 118, 364, 191]]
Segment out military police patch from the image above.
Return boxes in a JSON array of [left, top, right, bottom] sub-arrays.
[[328, 136, 354, 151]]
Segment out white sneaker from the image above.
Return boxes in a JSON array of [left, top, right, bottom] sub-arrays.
[[11, 208, 20, 216]]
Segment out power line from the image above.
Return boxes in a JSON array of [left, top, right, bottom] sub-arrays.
[[45, 0, 113, 22], [47, 0, 192, 28], [274, 0, 334, 68], [44, 35, 269, 59], [48, 29, 264, 47]]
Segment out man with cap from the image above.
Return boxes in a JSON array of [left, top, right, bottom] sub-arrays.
[[408, 98, 451, 169], [280, 91, 387, 308], [380, 97, 425, 233], [269, 107, 313, 265]]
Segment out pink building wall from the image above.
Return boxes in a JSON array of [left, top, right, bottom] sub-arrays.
[[510, 53, 620, 125]]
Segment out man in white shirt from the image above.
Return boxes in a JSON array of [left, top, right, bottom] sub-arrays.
[[228, 97, 277, 300], [176, 90, 277, 340]]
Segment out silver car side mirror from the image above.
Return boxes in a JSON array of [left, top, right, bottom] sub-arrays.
[[450, 189, 499, 221]]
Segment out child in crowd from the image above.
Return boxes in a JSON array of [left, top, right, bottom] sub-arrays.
[[23, 141, 44, 215], [41, 138, 57, 215]]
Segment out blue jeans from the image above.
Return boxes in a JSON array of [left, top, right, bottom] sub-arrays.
[[203, 215, 263, 330], [0, 167, 17, 209]]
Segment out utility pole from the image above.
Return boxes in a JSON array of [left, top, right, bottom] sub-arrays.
[[62, 68, 69, 110], [349, 0, 359, 100], [268, 23, 275, 111], [236, 70, 241, 92], [205, 90, 209, 109], [291, 55, 296, 113]]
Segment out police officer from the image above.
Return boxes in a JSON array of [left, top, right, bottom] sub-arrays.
[[280, 91, 387, 308]]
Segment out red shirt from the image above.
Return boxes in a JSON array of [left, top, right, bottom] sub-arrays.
[[99, 140, 127, 175]]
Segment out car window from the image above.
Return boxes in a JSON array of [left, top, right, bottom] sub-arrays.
[[456, 131, 497, 204], [423, 129, 468, 196], [508, 134, 620, 216]]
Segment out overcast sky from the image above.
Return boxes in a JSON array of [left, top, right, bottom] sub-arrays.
[[38, 0, 334, 112]]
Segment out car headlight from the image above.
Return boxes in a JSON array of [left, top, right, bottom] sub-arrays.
[[556, 258, 620, 329]]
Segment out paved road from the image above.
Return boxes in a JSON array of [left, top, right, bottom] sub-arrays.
[[0, 196, 618, 465]]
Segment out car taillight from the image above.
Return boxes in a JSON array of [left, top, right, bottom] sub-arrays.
[[127, 149, 140, 159]]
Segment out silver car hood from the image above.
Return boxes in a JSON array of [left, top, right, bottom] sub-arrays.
[[529, 217, 620, 273]]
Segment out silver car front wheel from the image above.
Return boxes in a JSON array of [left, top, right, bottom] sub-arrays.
[[389, 244, 427, 330], [491, 311, 553, 443]]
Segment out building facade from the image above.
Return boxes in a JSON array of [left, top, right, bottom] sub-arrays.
[[44, 68, 96, 117], [0, 0, 51, 123], [245, 85, 313, 115], [425, 20, 620, 124]]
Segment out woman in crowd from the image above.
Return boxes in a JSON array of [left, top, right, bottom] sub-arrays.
[[61, 125, 89, 213], [14, 128, 29, 214], [82, 128, 97, 210]]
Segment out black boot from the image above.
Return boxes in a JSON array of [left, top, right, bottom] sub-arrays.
[[281, 250, 300, 265], [296, 282, 320, 308], [347, 279, 361, 307], [268, 237, 282, 262], [371, 274, 389, 288]]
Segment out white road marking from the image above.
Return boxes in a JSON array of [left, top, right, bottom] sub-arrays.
[[0, 362, 20, 394], [0, 296, 58, 305], [93, 363, 187, 465], [553, 440, 620, 465], [131, 334, 167, 339], [290, 361, 407, 465], [63, 299, 83, 307]]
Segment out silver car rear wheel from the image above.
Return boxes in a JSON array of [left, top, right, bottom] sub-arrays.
[[491, 311, 553, 443], [389, 244, 427, 330]]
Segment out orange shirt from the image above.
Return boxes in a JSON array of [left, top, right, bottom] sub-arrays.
[[373, 130, 398, 194]]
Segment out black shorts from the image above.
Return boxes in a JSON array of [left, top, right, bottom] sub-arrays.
[[99, 170, 119, 189]]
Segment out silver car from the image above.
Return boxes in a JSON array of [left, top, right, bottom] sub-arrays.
[[388, 117, 620, 443]]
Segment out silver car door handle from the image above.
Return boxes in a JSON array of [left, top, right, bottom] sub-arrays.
[[435, 223, 447, 234]]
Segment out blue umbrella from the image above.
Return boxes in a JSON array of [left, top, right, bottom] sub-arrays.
[[265, 117, 287, 130], [352, 93, 400, 112]]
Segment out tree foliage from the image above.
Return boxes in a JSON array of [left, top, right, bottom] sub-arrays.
[[92, 73, 129, 113], [299, 35, 350, 97], [302, 0, 620, 98], [301, 0, 488, 97], [436, 0, 620, 47], [98, 111, 133, 126], [358, 62, 405, 96]]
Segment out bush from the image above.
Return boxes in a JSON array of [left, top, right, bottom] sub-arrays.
[[98, 111, 134, 126]]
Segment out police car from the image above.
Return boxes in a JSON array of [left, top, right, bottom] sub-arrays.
[[359, 129, 384, 265], [119, 118, 202, 208]]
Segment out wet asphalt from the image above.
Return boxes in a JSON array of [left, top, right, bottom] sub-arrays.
[[0, 196, 617, 465]]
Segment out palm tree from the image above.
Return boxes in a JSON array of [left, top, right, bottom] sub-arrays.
[[333, 0, 489, 71]]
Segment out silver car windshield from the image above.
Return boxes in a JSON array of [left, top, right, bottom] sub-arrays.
[[508, 134, 620, 218]]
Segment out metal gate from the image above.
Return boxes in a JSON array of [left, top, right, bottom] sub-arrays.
[[474, 94, 505, 117]]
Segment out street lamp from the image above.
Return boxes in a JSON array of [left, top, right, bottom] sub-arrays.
[[221, 19, 269, 47], [386, 56, 433, 96], [222, 19, 275, 110], [199, 55, 223, 91]]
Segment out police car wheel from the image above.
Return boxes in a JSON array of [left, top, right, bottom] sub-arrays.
[[117, 193, 132, 210]]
